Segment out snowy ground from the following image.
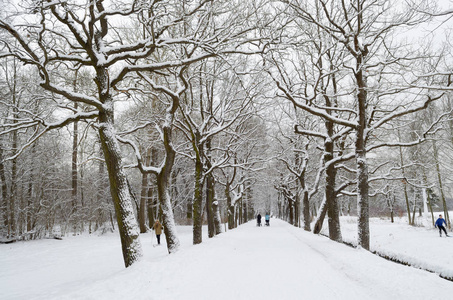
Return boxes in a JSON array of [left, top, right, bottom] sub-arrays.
[[334, 215, 453, 279], [1, 218, 453, 300]]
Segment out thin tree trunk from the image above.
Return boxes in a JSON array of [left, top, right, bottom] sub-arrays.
[[205, 136, 215, 236], [423, 170, 435, 226], [72, 99, 79, 234], [239, 197, 243, 225], [139, 147, 151, 233], [226, 183, 234, 230], [9, 110, 18, 238], [192, 154, 204, 244], [206, 173, 215, 238], [0, 139, 8, 234], [432, 140, 450, 228], [302, 189, 310, 231], [191, 129, 205, 244], [313, 196, 328, 234], [139, 172, 149, 233], [397, 131, 412, 225], [325, 139, 342, 242], [148, 148, 158, 229], [213, 195, 222, 235], [155, 118, 180, 253], [294, 190, 300, 227]]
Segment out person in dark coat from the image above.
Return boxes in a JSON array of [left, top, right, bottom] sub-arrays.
[[153, 220, 163, 244], [257, 213, 262, 226], [435, 214, 449, 237]]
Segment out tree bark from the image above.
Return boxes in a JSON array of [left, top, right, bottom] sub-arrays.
[[139, 147, 152, 233], [354, 8, 370, 249], [397, 129, 412, 225], [355, 71, 370, 249], [432, 140, 450, 228], [226, 183, 235, 230], [213, 195, 222, 235], [206, 173, 215, 238], [325, 139, 342, 242], [72, 101, 79, 234], [139, 172, 149, 233], [155, 116, 180, 253], [192, 148, 204, 244], [0, 139, 8, 234], [9, 99, 18, 238], [313, 196, 328, 234], [97, 66, 142, 267], [302, 189, 310, 231], [99, 123, 142, 266]]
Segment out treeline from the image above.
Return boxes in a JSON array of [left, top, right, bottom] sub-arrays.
[[1, 0, 452, 267]]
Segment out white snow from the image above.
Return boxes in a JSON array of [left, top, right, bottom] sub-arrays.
[[336, 215, 453, 279], [1, 218, 453, 300]]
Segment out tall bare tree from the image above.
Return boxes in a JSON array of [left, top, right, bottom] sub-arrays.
[[270, 0, 443, 250]]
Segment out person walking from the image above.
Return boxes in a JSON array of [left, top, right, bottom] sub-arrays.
[[153, 220, 164, 245], [435, 214, 449, 237], [265, 213, 270, 226], [257, 213, 262, 227]]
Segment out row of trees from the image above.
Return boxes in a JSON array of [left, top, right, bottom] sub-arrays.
[[1, 0, 452, 266], [269, 0, 453, 250]]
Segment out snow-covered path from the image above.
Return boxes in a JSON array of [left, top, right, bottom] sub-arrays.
[[2, 219, 453, 299]]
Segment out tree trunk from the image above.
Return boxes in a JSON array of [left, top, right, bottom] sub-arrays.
[[288, 200, 294, 225], [302, 189, 310, 231], [139, 172, 149, 233], [213, 197, 222, 235], [26, 145, 36, 233], [325, 139, 342, 242], [192, 157, 204, 244], [0, 139, 8, 234], [313, 196, 328, 234], [235, 204, 239, 227], [139, 147, 151, 233], [432, 140, 450, 228], [9, 114, 18, 238], [423, 169, 435, 226], [192, 130, 205, 244], [148, 148, 158, 229], [99, 122, 142, 266], [226, 184, 234, 230], [397, 132, 412, 225], [294, 190, 300, 227], [355, 25, 370, 249], [97, 66, 142, 267], [155, 116, 180, 253], [156, 170, 180, 253], [72, 102, 79, 234], [427, 191, 435, 226], [206, 173, 215, 238], [147, 186, 155, 228], [356, 147, 370, 250]]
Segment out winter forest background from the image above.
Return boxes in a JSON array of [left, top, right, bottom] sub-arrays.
[[0, 0, 453, 269]]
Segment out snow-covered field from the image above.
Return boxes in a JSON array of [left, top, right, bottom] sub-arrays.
[[334, 215, 453, 279], [1, 218, 453, 300]]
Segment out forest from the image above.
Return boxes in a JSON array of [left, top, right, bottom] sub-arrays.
[[0, 0, 452, 268]]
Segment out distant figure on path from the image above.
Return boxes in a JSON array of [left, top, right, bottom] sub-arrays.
[[265, 213, 270, 226], [435, 214, 449, 237], [257, 213, 262, 226], [153, 220, 163, 244]]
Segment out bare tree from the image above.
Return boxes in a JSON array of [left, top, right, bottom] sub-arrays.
[[270, 0, 443, 250]]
